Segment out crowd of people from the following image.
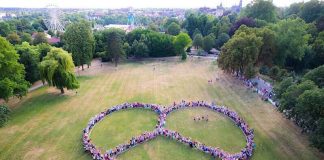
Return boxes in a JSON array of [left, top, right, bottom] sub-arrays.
[[82, 101, 255, 160], [236, 75, 276, 106]]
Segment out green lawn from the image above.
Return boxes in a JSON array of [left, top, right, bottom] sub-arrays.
[[0, 58, 323, 160]]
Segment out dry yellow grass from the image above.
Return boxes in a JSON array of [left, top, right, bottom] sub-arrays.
[[0, 58, 323, 160]]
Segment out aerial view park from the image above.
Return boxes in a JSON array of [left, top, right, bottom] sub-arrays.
[[0, 0, 324, 160]]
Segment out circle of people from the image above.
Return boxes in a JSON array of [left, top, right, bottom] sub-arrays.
[[82, 100, 255, 160]]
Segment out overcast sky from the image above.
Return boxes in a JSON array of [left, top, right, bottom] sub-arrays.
[[0, 0, 309, 8]]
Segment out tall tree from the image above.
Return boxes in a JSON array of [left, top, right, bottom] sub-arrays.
[[243, 0, 277, 22], [0, 22, 11, 37], [303, 65, 324, 88], [64, 21, 95, 70], [0, 37, 29, 101], [192, 33, 203, 49], [285, 2, 303, 17], [202, 34, 215, 52], [300, 0, 324, 23], [256, 27, 276, 66], [279, 80, 317, 112], [20, 33, 32, 43], [310, 118, 324, 151], [167, 22, 181, 36], [33, 32, 48, 45], [212, 16, 231, 38], [310, 32, 324, 68], [37, 43, 52, 61], [229, 17, 256, 36], [39, 48, 79, 94], [15, 42, 40, 83], [163, 18, 180, 30], [271, 18, 310, 67], [296, 88, 324, 131], [218, 26, 263, 77], [131, 40, 149, 58], [215, 33, 230, 49], [6, 32, 21, 45], [105, 29, 125, 67], [173, 33, 192, 60], [184, 14, 199, 37]]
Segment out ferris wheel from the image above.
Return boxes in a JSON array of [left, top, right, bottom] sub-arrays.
[[43, 4, 65, 32]]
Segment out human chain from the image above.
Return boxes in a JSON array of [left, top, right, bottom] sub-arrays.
[[82, 101, 255, 160]]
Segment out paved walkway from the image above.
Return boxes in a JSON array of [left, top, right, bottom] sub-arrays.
[[28, 81, 46, 92]]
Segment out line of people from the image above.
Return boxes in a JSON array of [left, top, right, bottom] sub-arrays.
[[82, 101, 255, 160]]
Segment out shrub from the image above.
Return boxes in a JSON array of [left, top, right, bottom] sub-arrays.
[[181, 52, 187, 60], [310, 118, 324, 151], [269, 66, 280, 80], [0, 104, 10, 127], [259, 65, 269, 75]]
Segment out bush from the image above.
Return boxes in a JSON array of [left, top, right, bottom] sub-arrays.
[[0, 104, 10, 127], [259, 65, 269, 75], [244, 64, 257, 79], [310, 118, 324, 152], [269, 66, 280, 80], [181, 52, 187, 60]]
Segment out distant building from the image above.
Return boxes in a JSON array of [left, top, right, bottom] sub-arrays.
[[199, 0, 243, 17], [215, 3, 225, 17], [0, 12, 16, 20], [231, 0, 243, 13]]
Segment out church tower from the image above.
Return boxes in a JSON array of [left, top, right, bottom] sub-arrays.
[[239, 0, 243, 8]]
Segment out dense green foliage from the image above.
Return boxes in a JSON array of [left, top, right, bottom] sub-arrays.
[[37, 43, 52, 61], [218, 26, 262, 78], [271, 18, 310, 67], [131, 40, 149, 58], [0, 37, 29, 101], [202, 34, 215, 52], [20, 32, 32, 43], [33, 32, 48, 45], [215, 33, 230, 49], [105, 29, 125, 66], [15, 42, 40, 83], [6, 32, 21, 45], [275, 65, 324, 151], [145, 32, 175, 57], [0, 22, 11, 37], [173, 33, 192, 60], [299, 0, 324, 23], [183, 14, 216, 37], [39, 48, 79, 93], [167, 22, 181, 36], [64, 21, 95, 69], [242, 0, 277, 22], [303, 65, 324, 88], [0, 104, 10, 127], [193, 33, 203, 49]]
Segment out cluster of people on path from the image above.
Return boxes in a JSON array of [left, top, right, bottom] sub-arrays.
[[82, 101, 255, 160], [236, 74, 276, 105]]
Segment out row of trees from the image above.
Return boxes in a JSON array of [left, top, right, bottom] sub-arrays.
[[217, 0, 324, 151], [275, 65, 324, 151], [93, 28, 192, 64]]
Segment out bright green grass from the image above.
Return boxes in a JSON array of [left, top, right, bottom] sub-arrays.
[[0, 59, 322, 160], [91, 109, 158, 151], [165, 107, 246, 153]]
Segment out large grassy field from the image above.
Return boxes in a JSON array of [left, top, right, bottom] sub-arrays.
[[0, 58, 323, 160]]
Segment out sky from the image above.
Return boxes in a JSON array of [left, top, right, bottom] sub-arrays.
[[0, 0, 309, 9]]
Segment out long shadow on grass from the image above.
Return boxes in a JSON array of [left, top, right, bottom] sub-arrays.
[[10, 92, 70, 124]]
